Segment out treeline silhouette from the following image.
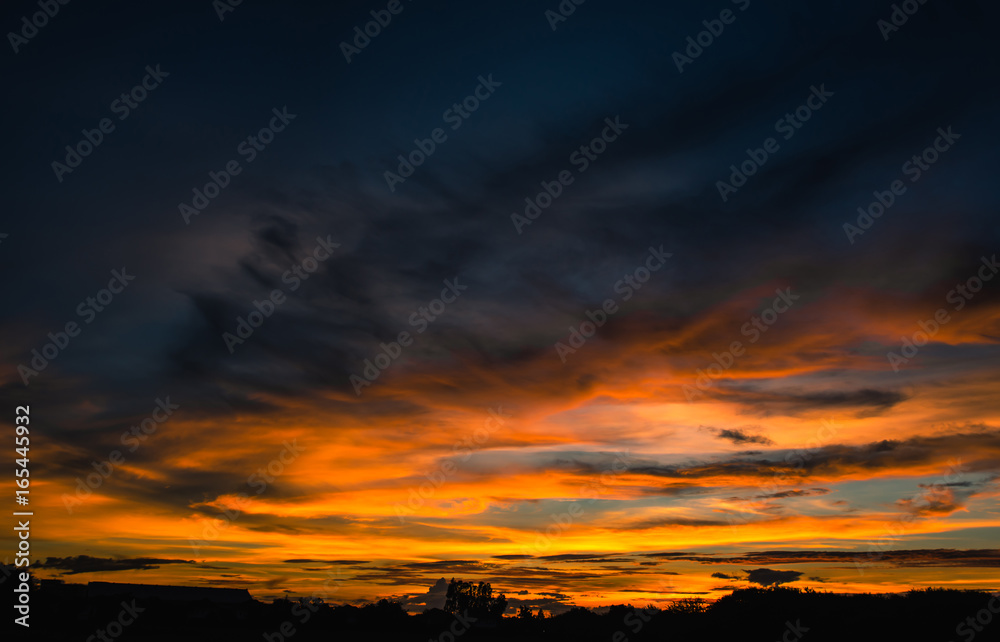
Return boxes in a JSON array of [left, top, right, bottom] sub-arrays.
[[15, 579, 999, 642]]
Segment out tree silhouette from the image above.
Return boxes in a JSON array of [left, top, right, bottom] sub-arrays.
[[516, 605, 546, 619], [443, 578, 508, 620], [667, 597, 708, 614]]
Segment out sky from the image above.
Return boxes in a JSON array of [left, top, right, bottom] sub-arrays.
[[1, 0, 999, 614]]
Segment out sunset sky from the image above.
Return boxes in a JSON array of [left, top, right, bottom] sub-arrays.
[[2, 0, 999, 614]]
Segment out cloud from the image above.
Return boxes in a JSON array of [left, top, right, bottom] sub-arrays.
[[500, 595, 578, 615], [262, 576, 289, 590], [714, 388, 909, 415], [537, 554, 623, 562], [711, 427, 774, 446], [612, 517, 734, 531], [283, 559, 370, 565], [745, 569, 803, 586], [399, 577, 449, 611], [756, 488, 830, 499], [662, 549, 1000, 568], [37, 556, 195, 575], [896, 485, 969, 517], [711, 572, 742, 580], [619, 430, 1000, 485]]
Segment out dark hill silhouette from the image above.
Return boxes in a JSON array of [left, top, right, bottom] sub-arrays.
[[87, 580, 253, 603], [11, 578, 999, 642]]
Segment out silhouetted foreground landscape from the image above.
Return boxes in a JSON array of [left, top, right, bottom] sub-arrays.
[[15, 579, 1000, 641]]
